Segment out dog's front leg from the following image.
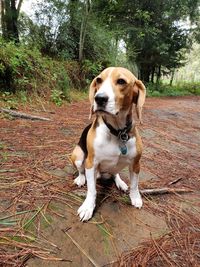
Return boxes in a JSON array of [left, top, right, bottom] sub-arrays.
[[129, 164, 143, 209], [77, 166, 96, 221]]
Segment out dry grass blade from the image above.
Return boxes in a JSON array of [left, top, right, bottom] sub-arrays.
[[96, 221, 114, 238], [168, 177, 182, 186], [0, 179, 30, 189], [33, 253, 72, 262], [0, 209, 36, 221], [151, 234, 176, 266], [62, 228, 100, 267], [22, 205, 45, 229]]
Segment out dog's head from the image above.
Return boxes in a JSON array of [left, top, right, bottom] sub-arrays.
[[89, 67, 146, 123]]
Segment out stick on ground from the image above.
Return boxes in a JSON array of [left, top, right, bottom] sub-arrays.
[[0, 108, 51, 121], [140, 187, 193, 195]]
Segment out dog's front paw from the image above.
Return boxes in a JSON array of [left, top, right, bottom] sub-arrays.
[[114, 174, 128, 192], [77, 199, 95, 221], [74, 174, 86, 187], [130, 192, 143, 209]]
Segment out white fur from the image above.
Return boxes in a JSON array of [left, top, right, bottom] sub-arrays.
[[76, 122, 139, 221], [75, 67, 144, 221], [114, 173, 128, 192], [78, 167, 96, 221], [74, 160, 86, 187], [74, 174, 86, 187], [75, 160, 83, 169], [94, 123, 137, 174], [93, 77, 116, 115], [129, 172, 143, 208]]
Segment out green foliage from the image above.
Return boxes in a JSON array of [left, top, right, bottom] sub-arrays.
[[17, 91, 28, 103], [49, 65, 72, 106], [21, 0, 117, 66], [0, 38, 45, 92], [81, 60, 103, 84], [50, 89, 63, 106], [0, 90, 33, 109], [173, 43, 200, 82], [1, 0, 200, 100], [0, 91, 18, 109], [93, 0, 200, 83], [56, 67, 71, 102], [147, 82, 200, 97], [0, 38, 73, 104]]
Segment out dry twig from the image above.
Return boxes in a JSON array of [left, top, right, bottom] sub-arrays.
[[141, 187, 193, 195], [0, 108, 51, 121]]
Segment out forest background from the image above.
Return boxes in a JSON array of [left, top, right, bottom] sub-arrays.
[[0, 0, 200, 105]]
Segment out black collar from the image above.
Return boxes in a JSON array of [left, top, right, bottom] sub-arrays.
[[102, 117, 132, 142]]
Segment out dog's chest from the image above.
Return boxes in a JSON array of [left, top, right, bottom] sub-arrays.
[[94, 124, 137, 173]]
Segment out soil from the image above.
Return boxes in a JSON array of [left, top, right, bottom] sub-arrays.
[[0, 96, 200, 267]]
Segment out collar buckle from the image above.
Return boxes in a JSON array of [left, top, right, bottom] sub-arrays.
[[118, 129, 129, 142]]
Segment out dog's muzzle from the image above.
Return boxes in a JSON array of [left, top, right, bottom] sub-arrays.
[[95, 93, 108, 108]]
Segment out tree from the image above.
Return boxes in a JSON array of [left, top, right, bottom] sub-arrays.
[[93, 0, 200, 83], [1, 0, 23, 42], [79, 0, 91, 62], [13, 0, 200, 85], [22, 0, 114, 64]]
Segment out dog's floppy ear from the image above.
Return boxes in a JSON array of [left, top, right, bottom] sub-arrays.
[[88, 78, 97, 119], [132, 79, 146, 124]]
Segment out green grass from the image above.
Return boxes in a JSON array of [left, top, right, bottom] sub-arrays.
[[147, 82, 200, 97], [0, 87, 88, 109]]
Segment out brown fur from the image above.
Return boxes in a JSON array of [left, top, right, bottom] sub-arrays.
[[72, 67, 146, 221], [87, 67, 146, 170], [71, 145, 84, 166], [85, 119, 97, 169], [89, 67, 146, 123]]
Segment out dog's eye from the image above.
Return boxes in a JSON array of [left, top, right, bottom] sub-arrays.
[[96, 77, 102, 84], [117, 78, 126, 85]]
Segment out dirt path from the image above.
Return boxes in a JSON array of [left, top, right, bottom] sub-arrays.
[[0, 96, 200, 266]]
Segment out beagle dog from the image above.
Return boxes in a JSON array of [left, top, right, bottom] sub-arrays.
[[71, 67, 146, 221]]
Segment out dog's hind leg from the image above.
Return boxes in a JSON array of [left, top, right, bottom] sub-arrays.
[[71, 145, 86, 187], [114, 173, 128, 192]]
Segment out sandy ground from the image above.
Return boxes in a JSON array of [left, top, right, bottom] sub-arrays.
[[0, 96, 200, 266]]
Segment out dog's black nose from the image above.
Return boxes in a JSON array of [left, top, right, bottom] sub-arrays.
[[95, 93, 108, 106]]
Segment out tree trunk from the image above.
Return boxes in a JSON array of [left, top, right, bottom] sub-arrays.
[[1, 0, 23, 43], [156, 65, 161, 84], [1, 0, 6, 37], [140, 64, 151, 83], [78, 0, 91, 62], [151, 66, 155, 83], [170, 69, 175, 86]]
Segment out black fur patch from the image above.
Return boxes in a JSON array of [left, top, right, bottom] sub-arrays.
[[78, 124, 92, 156]]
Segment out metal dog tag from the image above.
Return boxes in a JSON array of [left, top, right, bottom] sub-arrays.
[[118, 129, 129, 155], [119, 143, 128, 155]]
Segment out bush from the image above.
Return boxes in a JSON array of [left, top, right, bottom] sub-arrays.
[[63, 61, 83, 89], [0, 38, 45, 93], [81, 60, 104, 86], [0, 38, 71, 102], [147, 82, 200, 97]]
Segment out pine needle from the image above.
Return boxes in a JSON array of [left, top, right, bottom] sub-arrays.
[[62, 228, 100, 267]]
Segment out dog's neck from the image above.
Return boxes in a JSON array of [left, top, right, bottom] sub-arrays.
[[101, 109, 133, 131]]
